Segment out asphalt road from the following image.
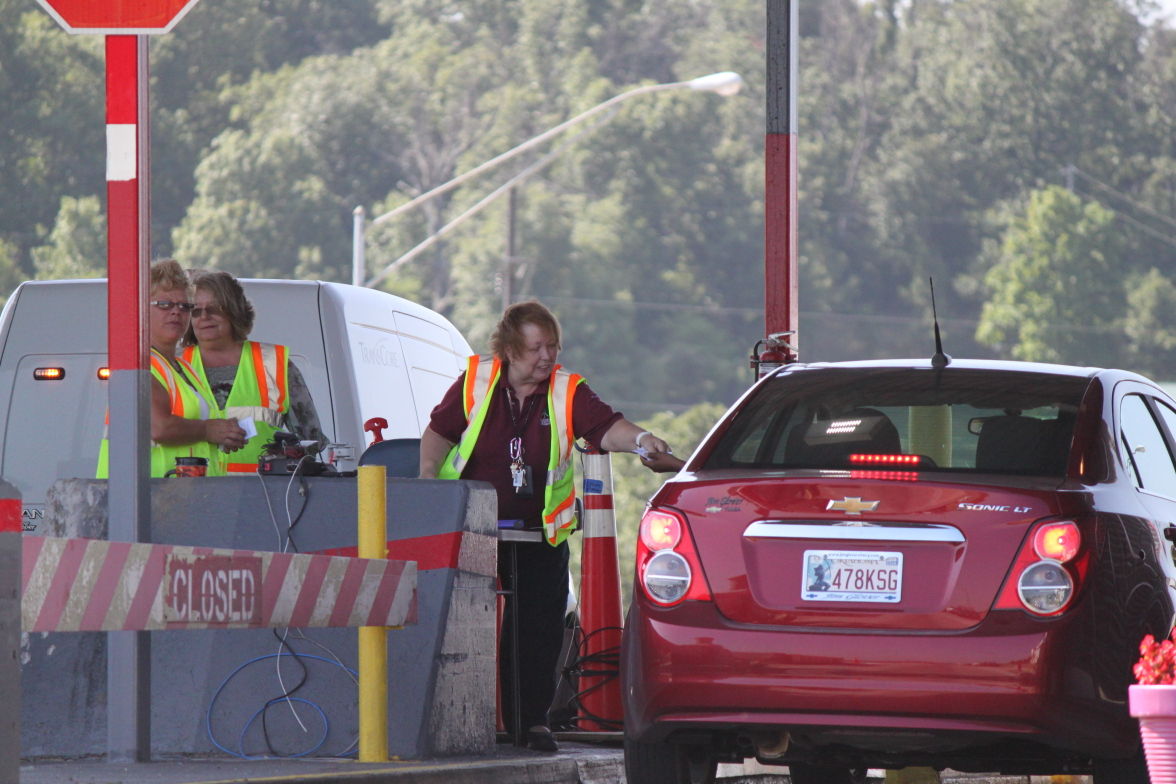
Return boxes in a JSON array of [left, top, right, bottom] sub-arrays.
[[18, 742, 1089, 784]]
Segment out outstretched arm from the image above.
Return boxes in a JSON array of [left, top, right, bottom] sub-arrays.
[[599, 419, 683, 472]]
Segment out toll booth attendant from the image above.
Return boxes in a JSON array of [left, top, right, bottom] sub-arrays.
[[96, 259, 247, 478], [418, 300, 674, 752], [181, 270, 326, 474]]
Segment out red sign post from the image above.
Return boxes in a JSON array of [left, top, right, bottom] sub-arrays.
[[35, 0, 201, 34], [36, 0, 202, 764]]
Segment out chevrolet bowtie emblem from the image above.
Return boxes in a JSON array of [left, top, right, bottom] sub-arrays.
[[827, 497, 879, 515]]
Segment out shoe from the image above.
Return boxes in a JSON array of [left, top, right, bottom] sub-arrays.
[[527, 726, 559, 752]]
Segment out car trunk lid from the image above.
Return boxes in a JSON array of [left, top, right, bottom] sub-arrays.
[[670, 472, 1062, 630]]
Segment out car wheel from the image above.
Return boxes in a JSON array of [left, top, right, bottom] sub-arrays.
[[786, 761, 857, 784], [1093, 746, 1150, 784], [623, 734, 717, 784]]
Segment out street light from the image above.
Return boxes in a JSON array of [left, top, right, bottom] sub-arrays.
[[352, 71, 744, 288]]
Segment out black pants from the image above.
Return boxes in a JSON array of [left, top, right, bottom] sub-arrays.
[[499, 539, 569, 731]]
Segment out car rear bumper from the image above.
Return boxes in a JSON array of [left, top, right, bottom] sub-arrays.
[[621, 599, 1137, 760]]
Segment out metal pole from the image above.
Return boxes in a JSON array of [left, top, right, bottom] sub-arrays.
[[352, 206, 366, 287], [765, 0, 799, 353], [502, 186, 517, 310], [0, 480, 20, 784], [104, 33, 152, 763]]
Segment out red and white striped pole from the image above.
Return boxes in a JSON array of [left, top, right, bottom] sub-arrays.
[[104, 33, 153, 763], [577, 447, 624, 730], [0, 480, 20, 784]]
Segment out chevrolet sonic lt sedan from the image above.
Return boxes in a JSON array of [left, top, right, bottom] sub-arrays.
[[621, 358, 1176, 784]]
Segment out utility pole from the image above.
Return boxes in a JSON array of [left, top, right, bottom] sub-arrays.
[[764, 0, 799, 359]]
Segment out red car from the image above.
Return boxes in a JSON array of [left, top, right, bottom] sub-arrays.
[[622, 358, 1175, 784]]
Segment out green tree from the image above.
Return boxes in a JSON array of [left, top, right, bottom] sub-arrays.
[[31, 196, 106, 279], [1125, 268, 1176, 378], [976, 186, 1125, 364]]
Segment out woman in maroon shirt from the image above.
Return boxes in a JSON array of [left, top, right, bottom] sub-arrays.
[[420, 301, 680, 751]]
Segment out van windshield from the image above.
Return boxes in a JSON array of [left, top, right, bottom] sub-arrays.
[[703, 367, 1090, 476]]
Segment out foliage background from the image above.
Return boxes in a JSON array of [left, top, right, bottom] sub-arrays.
[[4, 0, 1176, 604]]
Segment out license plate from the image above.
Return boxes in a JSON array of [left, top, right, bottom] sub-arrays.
[[802, 550, 903, 603]]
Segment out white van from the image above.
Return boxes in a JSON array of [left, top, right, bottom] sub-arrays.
[[0, 278, 472, 533]]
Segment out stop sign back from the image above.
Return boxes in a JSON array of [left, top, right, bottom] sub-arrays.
[[36, 0, 201, 34]]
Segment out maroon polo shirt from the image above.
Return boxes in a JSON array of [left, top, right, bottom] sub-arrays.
[[429, 367, 622, 525]]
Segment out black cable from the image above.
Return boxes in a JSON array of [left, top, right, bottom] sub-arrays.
[[260, 628, 311, 757], [559, 624, 624, 731]]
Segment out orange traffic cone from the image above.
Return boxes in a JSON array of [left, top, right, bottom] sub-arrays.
[[576, 446, 624, 730]]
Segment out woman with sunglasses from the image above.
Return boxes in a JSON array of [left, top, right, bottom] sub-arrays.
[[96, 260, 247, 478], [181, 270, 325, 474]]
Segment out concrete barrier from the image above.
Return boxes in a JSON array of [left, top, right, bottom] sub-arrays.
[[1, 479, 20, 783], [21, 475, 497, 761]]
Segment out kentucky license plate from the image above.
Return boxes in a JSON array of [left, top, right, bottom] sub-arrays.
[[802, 550, 903, 603]]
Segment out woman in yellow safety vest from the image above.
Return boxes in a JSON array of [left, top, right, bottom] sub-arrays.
[[181, 270, 326, 475], [96, 260, 247, 478], [419, 300, 680, 752]]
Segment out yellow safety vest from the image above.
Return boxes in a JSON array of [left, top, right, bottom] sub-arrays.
[[183, 341, 289, 474], [438, 355, 583, 546], [96, 348, 225, 478]]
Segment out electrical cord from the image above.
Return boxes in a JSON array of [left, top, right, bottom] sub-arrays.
[[205, 651, 359, 759], [207, 454, 359, 759], [556, 623, 624, 732]]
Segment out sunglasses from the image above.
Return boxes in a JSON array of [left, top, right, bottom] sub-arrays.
[[191, 304, 225, 319], [150, 300, 195, 313]]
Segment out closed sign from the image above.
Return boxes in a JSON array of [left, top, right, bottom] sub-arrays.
[[165, 554, 262, 625]]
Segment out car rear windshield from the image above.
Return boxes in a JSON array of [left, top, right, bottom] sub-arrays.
[[703, 367, 1090, 476]]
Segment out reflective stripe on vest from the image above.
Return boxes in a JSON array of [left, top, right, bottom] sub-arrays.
[[437, 354, 584, 546], [96, 348, 221, 478], [542, 368, 582, 545], [438, 355, 501, 480], [183, 341, 290, 473]]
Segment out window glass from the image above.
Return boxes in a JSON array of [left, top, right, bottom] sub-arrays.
[[1119, 395, 1176, 497], [1154, 399, 1176, 445], [704, 367, 1087, 476]]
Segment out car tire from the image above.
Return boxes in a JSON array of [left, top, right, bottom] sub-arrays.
[[1093, 746, 1150, 784], [786, 761, 857, 784], [623, 734, 717, 784]]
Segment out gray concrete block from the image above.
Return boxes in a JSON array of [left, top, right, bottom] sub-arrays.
[[21, 476, 498, 761]]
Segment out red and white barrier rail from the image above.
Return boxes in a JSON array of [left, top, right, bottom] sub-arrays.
[[22, 535, 416, 632]]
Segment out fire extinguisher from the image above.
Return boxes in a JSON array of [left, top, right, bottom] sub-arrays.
[[749, 331, 796, 380]]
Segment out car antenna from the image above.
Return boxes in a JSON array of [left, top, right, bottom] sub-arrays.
[[930, 277, 951, 369]]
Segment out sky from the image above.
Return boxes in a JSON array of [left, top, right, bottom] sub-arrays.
[[1151, 0, 1176, 23]]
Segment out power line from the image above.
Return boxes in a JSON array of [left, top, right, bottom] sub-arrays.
[[1062, 164, 1176, 250]]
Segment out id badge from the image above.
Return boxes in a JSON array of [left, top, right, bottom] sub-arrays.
[[512, 464, 533, 497]]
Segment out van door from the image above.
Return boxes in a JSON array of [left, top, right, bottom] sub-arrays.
[[1, 353, 108, 532], [394, 311, 467, 435]]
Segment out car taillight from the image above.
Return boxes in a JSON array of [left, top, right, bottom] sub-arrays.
[[993, 519, 1086, 616], [1033, 522, 1080, 562], [636, 508, 712, 606]]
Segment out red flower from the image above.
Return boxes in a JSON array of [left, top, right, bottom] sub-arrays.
[[1135, 631, 1176, 685]]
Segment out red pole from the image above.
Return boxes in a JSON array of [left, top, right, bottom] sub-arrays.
[[765, 0, 798, 356], [104, 33, 152, 762]]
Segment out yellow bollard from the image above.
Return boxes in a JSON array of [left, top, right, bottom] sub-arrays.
[[358, 464, 388, 762]]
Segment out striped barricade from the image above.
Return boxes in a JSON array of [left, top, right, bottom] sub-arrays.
[[22, 535, 416, 632]]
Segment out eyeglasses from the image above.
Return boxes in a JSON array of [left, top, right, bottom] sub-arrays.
[[150, 300, 195, 313], [191, 304, 225, 319]]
